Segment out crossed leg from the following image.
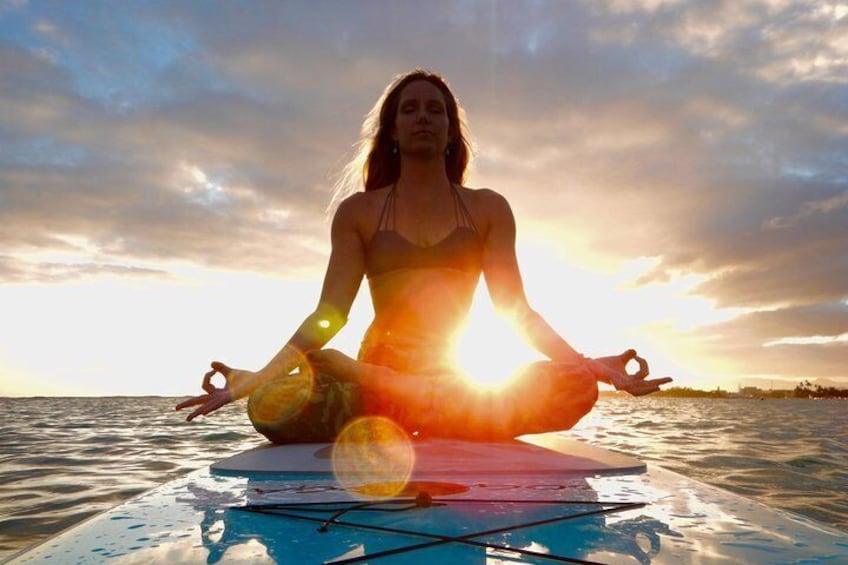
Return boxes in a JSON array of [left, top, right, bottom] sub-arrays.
[[302, 349, 599, 441]]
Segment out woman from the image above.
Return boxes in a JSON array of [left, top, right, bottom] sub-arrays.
[[176, 70, 671, 441]]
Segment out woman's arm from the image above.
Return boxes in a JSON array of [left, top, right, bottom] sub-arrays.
[[480, 190, 585, 364], [176, 196, 367, 419], [257, 196, 366, 382], [479, 190, 672, 395]]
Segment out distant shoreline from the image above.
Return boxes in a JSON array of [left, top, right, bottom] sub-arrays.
[[600, 383, 848, 399], [5, 387, 848, 400]]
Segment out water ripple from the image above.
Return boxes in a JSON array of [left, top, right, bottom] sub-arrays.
[[0, 396, 845, 561], [570, 397, 848, 533]]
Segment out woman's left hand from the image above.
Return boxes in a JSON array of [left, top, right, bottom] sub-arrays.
[[587, 349, 672, 396], [175, 362, 258, 421]]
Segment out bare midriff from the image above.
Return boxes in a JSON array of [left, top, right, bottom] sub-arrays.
[[359, 267, 480, 374]]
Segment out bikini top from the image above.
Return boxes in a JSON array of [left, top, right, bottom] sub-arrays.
[[364, 184, 483, 278]]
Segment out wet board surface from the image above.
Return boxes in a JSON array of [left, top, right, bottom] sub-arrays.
[[7, 433, 848, 564]]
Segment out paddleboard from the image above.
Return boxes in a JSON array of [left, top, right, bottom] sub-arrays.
[[6, 432, 847, 564]]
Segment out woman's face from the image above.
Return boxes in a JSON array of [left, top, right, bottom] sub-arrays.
[[393, 80, 451, 159]]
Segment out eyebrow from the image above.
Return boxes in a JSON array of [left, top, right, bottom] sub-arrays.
[[400, 98, 445, 107]]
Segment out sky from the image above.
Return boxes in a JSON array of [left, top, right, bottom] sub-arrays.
[[1, 0, 846, 396]]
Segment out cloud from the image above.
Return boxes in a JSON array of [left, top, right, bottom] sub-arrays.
[[764, 189, 848, 228], [0, 255, 169, 283], [585, 0, 848, 84], [685, 301, 848, 383], [0, 39, 337, 280], [0, 0, 846, 386], [698, 301, 848, 341], [460, 3, 848, 312]]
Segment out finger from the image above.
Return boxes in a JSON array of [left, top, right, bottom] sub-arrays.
[[629, 384, 658, 397], [186, 397, 225, 421], [186, 405, 206, 421], [629, 377, 673, 396], [202, 367, 219, 394], [175, 395, 211, 410], [207, 361, 236, 390], [649, 376, 673, 387], [620, 349, 637, 362], [202, 361, 233, 393], [631, 355, 650, 380], [210, 361, 232, 376]]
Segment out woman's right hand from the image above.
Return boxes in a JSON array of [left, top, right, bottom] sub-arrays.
[[175, 361, 258, 421]]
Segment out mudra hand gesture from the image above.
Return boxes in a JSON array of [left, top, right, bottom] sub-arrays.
[[175, 362, 255, 421], [588, 349, 672, 396]]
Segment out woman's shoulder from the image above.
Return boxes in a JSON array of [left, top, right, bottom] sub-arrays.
[[459, 186, 512, 217], [460, 185, 507, 200], [336, 187, 391, 214], [332, 187, 393, 234]]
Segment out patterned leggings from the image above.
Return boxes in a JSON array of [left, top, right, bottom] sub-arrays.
[[247, 360, 598, 444]]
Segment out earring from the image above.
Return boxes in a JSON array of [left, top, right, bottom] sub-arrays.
[[445, 145, 452, 157], [392, 143, 399, 156]]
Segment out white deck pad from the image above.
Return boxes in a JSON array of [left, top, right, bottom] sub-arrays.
[[211, 433, 645, 475]]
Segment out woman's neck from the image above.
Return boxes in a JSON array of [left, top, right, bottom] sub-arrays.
[[395, 158, 452, 203]]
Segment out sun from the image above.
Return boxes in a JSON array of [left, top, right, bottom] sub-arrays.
[[452, 286, 544, 389]]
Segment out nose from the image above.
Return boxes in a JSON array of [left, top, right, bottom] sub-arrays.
[[415, 108, 430, 123]]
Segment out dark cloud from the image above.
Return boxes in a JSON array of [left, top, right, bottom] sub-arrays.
[[1, 1, 846, 383], [0, 38, 336, 280], [698, 301, 848, 342], [445, 3, 848, 311], [684, 301, 848, 384], [707, 340, 847, 382]]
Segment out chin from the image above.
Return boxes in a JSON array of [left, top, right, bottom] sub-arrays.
[[403, 144, 442, 160]]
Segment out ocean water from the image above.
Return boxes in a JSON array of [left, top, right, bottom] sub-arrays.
[[0, 396, 845, 561]]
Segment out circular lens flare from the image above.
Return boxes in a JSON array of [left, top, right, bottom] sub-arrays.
[[247, 369, 314, 429], [332, 416, 415, 498]]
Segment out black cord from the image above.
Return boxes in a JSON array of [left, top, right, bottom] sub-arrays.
[[318, 491, 434, 531], [235, 497, 646, 565], [324, 501, 645, 565]]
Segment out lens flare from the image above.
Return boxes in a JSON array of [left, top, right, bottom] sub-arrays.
[[247, 369, 314, 429], [332, 416, 415, 498]]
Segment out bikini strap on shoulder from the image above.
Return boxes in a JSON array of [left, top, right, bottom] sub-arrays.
[[452, 184, 478, 233], [376, 183, 397, 231]]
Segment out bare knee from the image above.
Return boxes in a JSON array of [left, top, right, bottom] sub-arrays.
[[543, 362, 598, 430], [562, 365, 598, 422], [578, 375, 599, 418], [573, 367, 598, 402]]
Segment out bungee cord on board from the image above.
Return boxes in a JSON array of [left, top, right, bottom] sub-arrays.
[[234, 494, 648, 565]]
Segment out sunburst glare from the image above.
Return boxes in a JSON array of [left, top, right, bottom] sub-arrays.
[[453, 287, 544, 389]]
